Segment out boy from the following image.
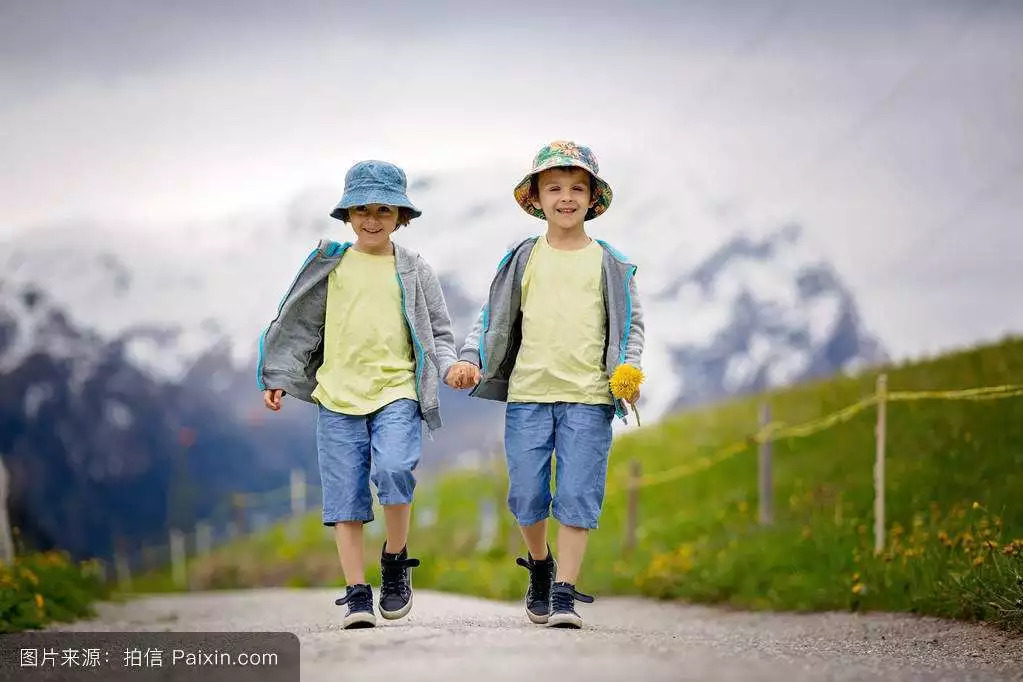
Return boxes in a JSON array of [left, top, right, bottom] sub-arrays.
[[258, 160, 459, 629], [448, 140, 645, 628]]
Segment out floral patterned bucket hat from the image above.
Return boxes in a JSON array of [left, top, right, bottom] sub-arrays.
[[513, 140, 613, 221]]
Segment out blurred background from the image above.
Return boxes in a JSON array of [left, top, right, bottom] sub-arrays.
[[0, 0, 1020, 580]]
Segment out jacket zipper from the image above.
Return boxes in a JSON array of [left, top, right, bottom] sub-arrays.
[[396, 272, 424, 402], [615, 263, 637, 420]]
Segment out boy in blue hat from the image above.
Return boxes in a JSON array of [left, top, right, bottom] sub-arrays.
[[449, 141, 645, 628], [258, 160, 460, 629]]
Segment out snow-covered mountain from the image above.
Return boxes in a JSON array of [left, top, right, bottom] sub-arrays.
[[1, 164, 885, 422]]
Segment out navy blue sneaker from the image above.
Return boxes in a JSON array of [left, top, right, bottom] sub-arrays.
[[335, 583, 376, 629], [548, 581, 594, 629], [515, 546, 557, 624], [379, 544, 421, 620]]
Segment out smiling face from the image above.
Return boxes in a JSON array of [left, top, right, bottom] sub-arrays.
[[530, 166, 598, 233], [347, 204, 400, 254]]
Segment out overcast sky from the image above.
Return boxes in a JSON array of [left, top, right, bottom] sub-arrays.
[[2, 0, 1021, 359]]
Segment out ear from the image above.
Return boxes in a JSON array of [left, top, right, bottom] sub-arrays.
[[530, 197, 543, 211]]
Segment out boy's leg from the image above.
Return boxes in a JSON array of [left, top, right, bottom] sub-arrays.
[[368, 399, 423, 620], [383, 504, 411, 554], [333, 523, 366, 584], [519, 518, 550, 561], [505, 402, 557, 623], [548, 402, 614, 627], [554, 524, 589, 584], [317, 406, 376, 629]]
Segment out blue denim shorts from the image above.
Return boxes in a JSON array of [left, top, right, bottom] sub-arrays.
[[504, 402, 615, 529], [316, 399, 422, 525]]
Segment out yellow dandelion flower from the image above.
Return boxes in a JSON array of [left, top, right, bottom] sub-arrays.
[[972, 556, 984, 567], [852, 583, 864, 595], [972, 501, 980, 510], [34, 593, 44, 611], [852, 572, 860, 582], [610, 365, 644, 425]]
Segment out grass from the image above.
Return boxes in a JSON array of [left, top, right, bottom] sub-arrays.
[[139, 336, 1023, 632], [0, 550, 110, 633]]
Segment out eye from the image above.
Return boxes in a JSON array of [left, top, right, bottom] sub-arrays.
[[545, 185, 560, 192], [572, 185, 586, 192], [353, 206, 368, 214], [378, 207, 392, 214]]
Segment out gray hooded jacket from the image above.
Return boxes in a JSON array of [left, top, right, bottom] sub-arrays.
[[257, 239, 458, 431], [457, 236, 645, 422]]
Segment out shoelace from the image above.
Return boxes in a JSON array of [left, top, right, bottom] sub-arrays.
[[516, 556, 554, 602], [551, 583, 595, 612], [380, 555, 421, 596], [335, 587, 372, 612]]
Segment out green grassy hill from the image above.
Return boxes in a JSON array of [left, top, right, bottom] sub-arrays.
[[143, 337, 1023, 631]]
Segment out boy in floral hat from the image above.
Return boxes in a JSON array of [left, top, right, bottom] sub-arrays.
[[258, 160, 459, 629], [448, 140, 645, 628]]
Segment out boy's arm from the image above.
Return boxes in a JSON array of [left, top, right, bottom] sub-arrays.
[[624, 274, 645, 369], [457, 304, 486, 368], [418, 260, 458, 380]]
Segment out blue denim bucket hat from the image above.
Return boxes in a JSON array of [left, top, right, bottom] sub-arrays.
[[330, 160, 422, 221]]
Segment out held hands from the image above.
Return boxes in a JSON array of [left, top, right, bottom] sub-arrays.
[[445, 361, 481, 390], [263, 389, 286, 411]]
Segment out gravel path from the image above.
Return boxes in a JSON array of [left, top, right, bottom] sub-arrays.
[[51, 589, 1022, 681]]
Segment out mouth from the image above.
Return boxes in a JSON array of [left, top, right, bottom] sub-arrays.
[[363, 228, 383, 234], [556, 207, 578, 215]]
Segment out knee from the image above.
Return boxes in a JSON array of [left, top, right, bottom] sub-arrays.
[[373, 465, 416, 503]]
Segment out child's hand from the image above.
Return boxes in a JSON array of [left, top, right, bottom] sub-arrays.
[[445, 361, 481, 389], [263, 389, 286, 411]]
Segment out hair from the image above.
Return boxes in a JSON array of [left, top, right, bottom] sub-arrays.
[[528, 167, 600, 204], [337, 206, 415, 229]]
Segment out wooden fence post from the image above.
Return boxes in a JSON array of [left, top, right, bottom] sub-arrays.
[[624, 459, 641, 553], [170, 529, 187, 589], [476, 499, 497, 552], [874, 373, 888, 555], [0, 455, 14, 562], [195, 521, 212, 557], [758, 403, 774, 525], [232, 494, 247, 536], [114, 536, 132, 593], [290, 469, 306, 518]]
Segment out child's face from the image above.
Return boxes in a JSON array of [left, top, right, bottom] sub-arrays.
[[531, 167, 597, 231], [348, 204, 399, 251]]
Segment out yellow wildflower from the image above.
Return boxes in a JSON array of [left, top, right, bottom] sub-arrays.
[[972, 556, 984, 567], [972, 501, 980, 510], [610, 365, 644, 425], [35, 594, 44, 611], [852, 583, 864, 594]]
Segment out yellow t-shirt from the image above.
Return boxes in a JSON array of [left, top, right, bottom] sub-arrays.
[[311, 248, 418, 415], [507, 236, 612, 405]]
